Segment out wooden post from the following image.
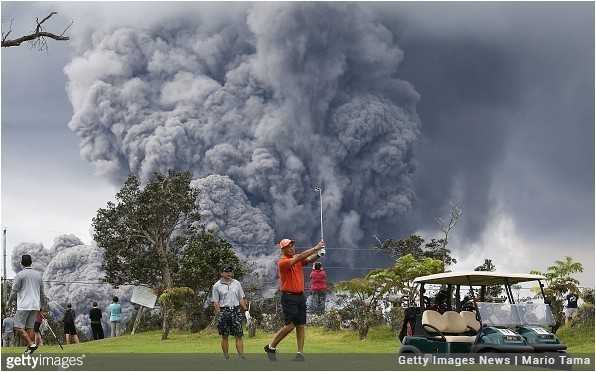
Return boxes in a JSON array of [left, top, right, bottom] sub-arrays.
[[131, 306, 145, 336]]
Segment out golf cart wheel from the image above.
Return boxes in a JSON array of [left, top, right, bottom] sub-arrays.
[[399, 345, 422, 355]]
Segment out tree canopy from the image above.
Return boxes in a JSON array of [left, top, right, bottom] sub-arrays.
[[93, 171, 200, 289], [375, 235, 457, 270], [532, 256, 584, 331]]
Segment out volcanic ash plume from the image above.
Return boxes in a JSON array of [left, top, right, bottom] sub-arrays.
[[64, 3, 421, 268], [12, 235, 133, 338]]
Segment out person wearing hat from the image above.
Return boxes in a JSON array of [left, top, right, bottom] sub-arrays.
[[212, 266, 249, 360], [264, 238, 325, 362]]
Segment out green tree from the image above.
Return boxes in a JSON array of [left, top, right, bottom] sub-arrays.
[[159, 287, 195, 338], [375, 235, 457, 270], [384, 254, 444, 307], [581, 288, 594, 305], [423, 238, 457, 268], [474, 258, 503, 301], [335, 277, 384, 340], [92, 170, 200, 339], [375, 235, 425, 261], [474, 259, 496, 272], [532, 256, 583, 331], [175, 228, 247, 332], [336, 254, 443, 339]]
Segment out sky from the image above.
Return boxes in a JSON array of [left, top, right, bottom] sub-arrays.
[[1, 2, 593, 286]]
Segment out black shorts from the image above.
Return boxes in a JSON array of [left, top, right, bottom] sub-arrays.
[[217, 307, 243, 337], [34, 322, 41, 333], [64, 322, 77, 335], [281, 293, 306, 326]]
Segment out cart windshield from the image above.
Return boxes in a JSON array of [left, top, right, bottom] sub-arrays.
[[517, 303, 555, 326], [476, 302, 555, 327]]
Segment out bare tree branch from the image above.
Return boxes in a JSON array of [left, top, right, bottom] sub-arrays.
[[2, 18, 14, 43], [2, 12, 70, 49], [435, 202, 462, 270]]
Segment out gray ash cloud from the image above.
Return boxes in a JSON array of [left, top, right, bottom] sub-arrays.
[[64, 3, 421, 268]]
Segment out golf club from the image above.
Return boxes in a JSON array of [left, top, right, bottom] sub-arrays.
[[39, 312, 64, 350], [314, 186, 325, 256]]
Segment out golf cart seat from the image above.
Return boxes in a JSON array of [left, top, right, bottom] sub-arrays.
[[460, 311, 481, 332], [421, 310, 477, 343], [443, 311, 477, 342]]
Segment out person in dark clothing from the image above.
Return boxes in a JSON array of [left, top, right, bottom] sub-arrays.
[[63, 304, 79, 344], [89, 302, 104, 340], [33, 311, 43, 346], [431, 289, 449, 314], [565, 292, 579, 324]]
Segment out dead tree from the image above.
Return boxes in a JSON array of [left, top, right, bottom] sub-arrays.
[[435, 203, 462, 270], [2, 12, 72, 50]]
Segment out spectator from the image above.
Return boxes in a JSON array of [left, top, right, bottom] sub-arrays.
[[63, 304, 79, 344], [33, 311, 43, 346], [2, 314, 15, 347], [89, 302, 104, 340], [565, 291, 579, 325], [7, 254, 45, 354], [108, 296, 122, 337], [309, 262, 327, 315], [211, 266, 249, 360]]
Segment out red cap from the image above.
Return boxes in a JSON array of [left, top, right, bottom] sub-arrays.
[[279, 239, 295, 249]]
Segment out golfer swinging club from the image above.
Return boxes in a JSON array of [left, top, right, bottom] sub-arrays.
[[264, 238, 325, 361]]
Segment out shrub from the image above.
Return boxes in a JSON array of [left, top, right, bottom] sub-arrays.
[[387, 305, 405, 336], [570, 304, 594, 328], [581, 288, 594, 305]]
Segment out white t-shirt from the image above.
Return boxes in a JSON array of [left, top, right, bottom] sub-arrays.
[[11, 267, 43, 310]]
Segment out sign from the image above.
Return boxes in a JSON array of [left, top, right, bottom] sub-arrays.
[[131, 286, 157, 309]]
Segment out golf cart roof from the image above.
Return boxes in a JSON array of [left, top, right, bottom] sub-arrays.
[[413, 272, 546, 286]]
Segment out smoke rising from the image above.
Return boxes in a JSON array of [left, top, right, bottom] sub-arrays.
[[12, 235, 133, 338], [64, 3, 421, 269]]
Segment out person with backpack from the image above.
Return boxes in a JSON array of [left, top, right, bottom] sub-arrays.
[[63, 304, 79, 344], [89, 302, 104, 340], [309, 262, 327, 315]]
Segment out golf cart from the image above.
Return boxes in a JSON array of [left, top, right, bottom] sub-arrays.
[[398, 272, 567, 354]]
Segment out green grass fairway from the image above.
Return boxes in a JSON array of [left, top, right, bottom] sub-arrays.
[[557, 322, 595, 353], [2, 324, 592, 354], [2, 326, 397, 354]]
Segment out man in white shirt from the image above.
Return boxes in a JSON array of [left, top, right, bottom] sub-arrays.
[[211, 266, 249, 360], [7, 254, 45, 354]]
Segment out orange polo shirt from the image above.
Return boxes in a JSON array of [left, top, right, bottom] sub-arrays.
[[278, 255, 305, 293]]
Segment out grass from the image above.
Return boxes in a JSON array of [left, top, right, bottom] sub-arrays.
[[2, 326, 398, 354], [557, 321, 595, 353], [3, 323, 592, 355]]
